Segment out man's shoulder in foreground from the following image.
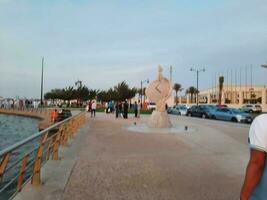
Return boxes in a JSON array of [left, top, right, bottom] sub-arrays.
[[253, 113, 267, 122], [249, 114, 267, 153]]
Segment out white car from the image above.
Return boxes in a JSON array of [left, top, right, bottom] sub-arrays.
[[241, 104, 262, 113], [147, 102, 156, 110]]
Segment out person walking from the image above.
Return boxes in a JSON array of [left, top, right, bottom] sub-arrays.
[[119, 102, 123, 118], [89, 100, 92, 112], [91, 100, 96, 118], [105, 102, 108, 114], [240, 114, 267, 200], [137, 100, 141, 118], [123, 100, 129, 119], [134, 101, 138, 118], [115, 101, 119, 118]]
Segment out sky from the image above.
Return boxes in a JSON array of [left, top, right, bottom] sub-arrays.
[[0, 0, 267, 98]]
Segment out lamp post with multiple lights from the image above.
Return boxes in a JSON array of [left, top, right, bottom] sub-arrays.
[[190, 68, 205, 106], [140, 79, 149, 108]]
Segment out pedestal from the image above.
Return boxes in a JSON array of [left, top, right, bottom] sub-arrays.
[[148, 111, 172, 128]]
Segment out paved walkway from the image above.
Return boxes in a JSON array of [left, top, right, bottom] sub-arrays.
[[15, 113, 250, 200], [63, 113, 249, 200]]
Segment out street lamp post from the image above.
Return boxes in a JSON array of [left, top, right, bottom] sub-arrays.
[[190, 68, 205, 106], [40, 57, 44, 106], [140, 79, 149, 108]]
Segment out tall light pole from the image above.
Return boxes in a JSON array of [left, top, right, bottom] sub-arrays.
[[190, 67, 205, 106], [40, 57, 44, 106], [140, 79, 149, 108], [262, 63, 267, 86], [170, 65, 173, 83]]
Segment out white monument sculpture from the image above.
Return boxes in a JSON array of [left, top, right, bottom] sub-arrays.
[[145, 65, 173, 128]]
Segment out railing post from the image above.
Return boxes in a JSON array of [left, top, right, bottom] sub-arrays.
[[31, 133, 48, 185], [52, 132, 61, 160], [17, 155, 29, 192], [46, 138, 54, 161], [0, 153, 11, 183], [62, 124, 69, 146], [69, 120, 74, 137]]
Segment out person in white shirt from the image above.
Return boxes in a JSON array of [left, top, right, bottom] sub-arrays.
[[240, 114, 267, 200], [91, 100, 96, 118]]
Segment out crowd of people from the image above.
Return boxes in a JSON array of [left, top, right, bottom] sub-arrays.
[[86, 100, 142, 119], [0, 98, 40, 109]]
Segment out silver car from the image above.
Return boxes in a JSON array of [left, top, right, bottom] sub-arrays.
[[168, 105, 188, 116], [211, 108, 253, 123]]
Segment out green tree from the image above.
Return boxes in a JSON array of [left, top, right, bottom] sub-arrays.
[[74, 80, 89, 105], [114, 81, 137, 101], [186, 86, 198, 103], [97, 90, 108, 103], [44, 88, 63, 102], [88, 89, 99, 100], [173, 83, 182, 104], [62, 86, 75, 102]]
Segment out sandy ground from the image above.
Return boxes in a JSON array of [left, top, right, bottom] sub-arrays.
[[61, 112, 250, 200]]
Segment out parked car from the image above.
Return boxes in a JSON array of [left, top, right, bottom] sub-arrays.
[[241, 104, 262, 113], [147, 102, 156, 110], [186, 105, 216, 119], [216, 104, 228, 108], [210, 108, 252, 123], [168, 105, 188, 115]]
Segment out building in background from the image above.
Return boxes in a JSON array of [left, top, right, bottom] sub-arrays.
[[180, 84, 267, 111]]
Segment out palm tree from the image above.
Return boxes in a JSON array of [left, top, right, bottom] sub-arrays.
[[75, 80, 82, 89], [218, 76, 224, 105], [89, 89, 99, 100], [173, 83, 182, 104], [114, 81, 137, 101], [186, 86, 198, 103]]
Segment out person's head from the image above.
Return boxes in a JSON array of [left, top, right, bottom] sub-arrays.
[[55, 109, 57, 112], [135, 101, 137, 104]]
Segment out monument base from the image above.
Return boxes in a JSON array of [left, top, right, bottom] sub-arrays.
[[148, 111, 172, 128]]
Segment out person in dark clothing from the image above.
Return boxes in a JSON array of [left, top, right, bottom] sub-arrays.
[[115, 102, 119, 118], [123, 100, 129, 119], [88, 100, 92, 112], [134, 101, 138, 118]]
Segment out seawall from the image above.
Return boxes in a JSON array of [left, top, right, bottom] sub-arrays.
[[0, 108, 52, 130]]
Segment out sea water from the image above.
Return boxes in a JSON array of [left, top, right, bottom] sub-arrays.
[[0, 114, 39, 199], [0, 114, 39, 151]]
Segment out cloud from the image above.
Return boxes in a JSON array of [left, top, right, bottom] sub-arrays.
[[0, 0, 267, 98]]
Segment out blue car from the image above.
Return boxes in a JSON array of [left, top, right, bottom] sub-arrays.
[[210, 108, 252, 123], [186, 105, 216, 119]]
